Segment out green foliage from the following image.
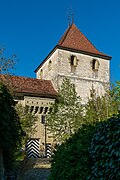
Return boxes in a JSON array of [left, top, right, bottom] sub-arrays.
[[110, 81, 120, 114], [49, 80, 120, 180], [0, 82, 22, 170], [88, 114, 120, 179], [49, 82, 120, 180], [84, 83, 120, 125], [49, 114, 120, 180], [49, 124, 96, 180], [0, 47, 18, 74], [16, 104, 37, 145], [46, 78, 83, 142], [85, 86, 110, 124]]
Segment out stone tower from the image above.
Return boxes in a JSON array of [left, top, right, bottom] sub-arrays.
[[35, 23, 111, 103]]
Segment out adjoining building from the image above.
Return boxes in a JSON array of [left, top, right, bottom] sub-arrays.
[[0, 22, 111, 157]]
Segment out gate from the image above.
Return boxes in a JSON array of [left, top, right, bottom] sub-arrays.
[[46, 143, 52, 158], [26, 139, 40, 158]]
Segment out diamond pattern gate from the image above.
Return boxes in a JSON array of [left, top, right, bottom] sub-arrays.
[[26, 139, 40, 158], [46, 143, 52, 158]]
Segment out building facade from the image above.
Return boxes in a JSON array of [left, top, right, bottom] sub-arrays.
[[1, 23, 111, 157], [35, 23, 111, 103]]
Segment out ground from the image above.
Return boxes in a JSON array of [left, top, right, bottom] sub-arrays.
[[17, 158, 51, 180]]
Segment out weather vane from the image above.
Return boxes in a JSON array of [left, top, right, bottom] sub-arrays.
[[67, 8, 74, 27], [71, 13, 74, 24]]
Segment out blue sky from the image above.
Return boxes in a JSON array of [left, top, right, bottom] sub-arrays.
[[0, 0, 120, 83]]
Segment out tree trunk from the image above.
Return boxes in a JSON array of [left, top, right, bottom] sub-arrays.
[[0, 148, 4, 180]]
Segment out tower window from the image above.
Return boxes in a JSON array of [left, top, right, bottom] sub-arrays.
[[92, 59, 99, 71], [70, 55, 77, 66], [40, 69, 43, 79], [48, 60, 52, 71], [71, 55, 74, 65]]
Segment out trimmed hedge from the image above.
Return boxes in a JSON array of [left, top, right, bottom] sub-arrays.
[[49, 114, 120, 180], [88, 114, 120, 179]]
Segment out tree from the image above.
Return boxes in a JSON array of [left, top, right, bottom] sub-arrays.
[[49, 81, 120, 180], [46, 78, 84, 142], [0, 47, 18, 95], [0, 82, 22, 179], [84, 83, 120, 125], [0, 47, 17, 74], [84, 86, 111, 125], [0, 47, 38, 160], [49, 124, 95, 180], [110, 81, 120, 114], [15, 104, 37, 145], [49, 113, 120, 180]]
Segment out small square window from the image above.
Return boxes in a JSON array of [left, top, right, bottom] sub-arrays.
[[41, 115, 45, 124]]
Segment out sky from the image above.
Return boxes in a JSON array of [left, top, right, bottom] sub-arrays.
[[0, 0, 120, 83]]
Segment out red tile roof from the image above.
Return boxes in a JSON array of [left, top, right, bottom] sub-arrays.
[[58, 23, 110, 57], [0, 75, 57, 97], [35, 23, 111, 72]]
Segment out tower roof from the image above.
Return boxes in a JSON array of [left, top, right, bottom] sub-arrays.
[[35, 23, 111, 72], [58, 23, 108, 57]]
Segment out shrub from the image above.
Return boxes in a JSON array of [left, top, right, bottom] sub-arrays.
[[49, 124, 95, 180], [88, 114, 120, 179], [49, 113, 120, 180], [0, 82, 22, 171]]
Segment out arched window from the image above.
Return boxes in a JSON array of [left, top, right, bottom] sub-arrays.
[[70, 55, 77, 66], [40, 69, 43, 79], [92, 59, 99, 71], [48, 60, 52, 71]]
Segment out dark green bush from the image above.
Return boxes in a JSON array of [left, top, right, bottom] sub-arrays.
[[88, 114, 120, 179], [49, 114, 120, 180], [49, 124, 95, 180], [0, 82, 22, 170]]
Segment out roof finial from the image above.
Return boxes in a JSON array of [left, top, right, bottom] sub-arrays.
[[68, 15, 70, 27], [71, 13, 74, 24], [67, 8, 74, 27]]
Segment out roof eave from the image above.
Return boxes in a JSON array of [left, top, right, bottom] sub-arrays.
[[57, 45, 112, 60], [34, 44, 111, 73], [13, 91, 57, 99]]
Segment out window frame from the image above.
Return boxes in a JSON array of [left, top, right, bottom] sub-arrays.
[[69, 55, 78, 67], [40, 69, 43, 79], [91, 59, 99, 71]]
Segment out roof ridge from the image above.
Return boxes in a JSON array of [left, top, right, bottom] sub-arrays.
[[0, 74, 51, 82], [58, 23, 73, 45], [0, 74, 57, 97]]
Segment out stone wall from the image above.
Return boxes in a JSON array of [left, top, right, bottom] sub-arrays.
[[36, 48, 110, 103], [16, 96, 55, 145]]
